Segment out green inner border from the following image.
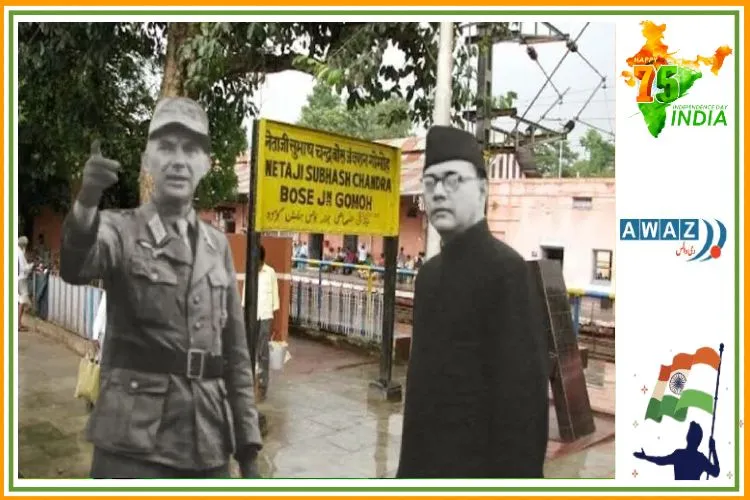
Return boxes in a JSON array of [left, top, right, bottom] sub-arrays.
[[6, 9, 742, 493]]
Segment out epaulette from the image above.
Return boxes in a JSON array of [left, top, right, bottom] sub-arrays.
[[198, 219, 224, 251], [98, 209, 137, 233]]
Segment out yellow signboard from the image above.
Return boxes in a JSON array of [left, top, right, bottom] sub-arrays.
[[254, 119, 402, 236]]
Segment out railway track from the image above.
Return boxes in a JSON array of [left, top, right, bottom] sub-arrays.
[[578, 324, 615, 363]]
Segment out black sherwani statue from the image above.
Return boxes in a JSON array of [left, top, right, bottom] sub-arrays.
[[397, 219, 549, 478]]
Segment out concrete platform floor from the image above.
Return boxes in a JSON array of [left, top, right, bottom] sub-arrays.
[[17, 317, 615, 479]]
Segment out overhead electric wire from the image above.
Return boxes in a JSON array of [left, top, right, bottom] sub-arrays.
[[511, 22, 590, 135], [459, 22, 616, 144]]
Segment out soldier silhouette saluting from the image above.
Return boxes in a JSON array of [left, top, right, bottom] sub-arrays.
[[634, 421, 720, 480]]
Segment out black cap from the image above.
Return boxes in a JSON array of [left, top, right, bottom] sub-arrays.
[[424, 125, 486, 177]]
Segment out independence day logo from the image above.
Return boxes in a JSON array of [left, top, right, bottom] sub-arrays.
[[620, 21, 733, 138], [633, 345, 725, 481]]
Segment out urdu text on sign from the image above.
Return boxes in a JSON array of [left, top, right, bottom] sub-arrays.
[[254, 119, 402, 236]]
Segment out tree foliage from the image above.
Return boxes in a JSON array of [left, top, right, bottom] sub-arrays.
[[297, 82, 412, 140], [572, 129, 615, 177], [532, 129, 615, 178], [173, 22, 492, 203], [19, 21, 507, 231], [532, 140, 580, 178], [18, 22, 157, 234], [177, 22, 493, 124]]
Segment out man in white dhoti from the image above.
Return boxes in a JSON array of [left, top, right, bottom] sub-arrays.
[[17, 236, 33, 331]]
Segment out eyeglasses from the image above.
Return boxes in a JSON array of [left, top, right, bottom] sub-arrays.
[[421, 172, 479, 193]]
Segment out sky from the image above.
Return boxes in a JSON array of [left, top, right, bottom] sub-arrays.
[[246, 21, 616, 152]]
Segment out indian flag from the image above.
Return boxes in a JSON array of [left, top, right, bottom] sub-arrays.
[[645, 347, 721, 423]]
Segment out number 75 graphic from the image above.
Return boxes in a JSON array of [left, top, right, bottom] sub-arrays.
[[634, 65, 680, 104]]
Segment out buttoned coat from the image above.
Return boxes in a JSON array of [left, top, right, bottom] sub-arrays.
[[60, 202, 262, 470]]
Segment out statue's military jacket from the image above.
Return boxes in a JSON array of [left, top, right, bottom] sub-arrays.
[[60, 202, 262, 470]]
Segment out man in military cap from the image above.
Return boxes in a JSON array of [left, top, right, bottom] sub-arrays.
[[60, 97, 262, 478], [396, 125, 549, 478]]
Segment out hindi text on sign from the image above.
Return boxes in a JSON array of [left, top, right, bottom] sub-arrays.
[[254, 119, 401, 236]]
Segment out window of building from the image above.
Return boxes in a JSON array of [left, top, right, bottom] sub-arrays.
[[593, 249, 613, 282], [573, 196, 593, 210], [599, 297, 614, 310]]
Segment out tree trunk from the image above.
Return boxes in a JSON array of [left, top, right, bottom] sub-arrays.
[[159, 23, 200, 98], [140, 22, 201, 204]]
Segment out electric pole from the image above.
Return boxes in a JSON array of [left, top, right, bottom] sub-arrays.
[[424, 22, 455, 260], [475, 24, 492, 151]]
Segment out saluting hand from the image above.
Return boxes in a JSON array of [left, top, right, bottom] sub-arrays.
[[78, 139, 121, 207]]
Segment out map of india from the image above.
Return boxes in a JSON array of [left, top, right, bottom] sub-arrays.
[[621, 21, 732, 138]]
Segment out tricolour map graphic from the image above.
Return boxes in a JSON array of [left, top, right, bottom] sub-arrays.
[[621, 21, 732, 138]]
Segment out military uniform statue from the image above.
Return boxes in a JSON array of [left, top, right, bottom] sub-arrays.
[[60, 97, 262, 479]]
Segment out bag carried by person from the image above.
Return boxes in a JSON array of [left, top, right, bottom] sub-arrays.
[[74, 292, 107, 405], [74, 350, 100, 405]]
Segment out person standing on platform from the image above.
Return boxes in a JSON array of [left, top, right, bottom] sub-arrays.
[[397, 125, 549, 479], [256, 245, 280, 401], [59, 97, 262, 479], [17, 236, 33, 331], [357, 243, 368, 265]]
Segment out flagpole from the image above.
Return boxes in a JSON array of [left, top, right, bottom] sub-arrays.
[[705, 342, 724, 480]]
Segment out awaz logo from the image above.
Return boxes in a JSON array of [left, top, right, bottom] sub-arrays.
[[619, 218, 727, 262]]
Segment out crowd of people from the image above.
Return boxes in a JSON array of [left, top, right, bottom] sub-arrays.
[[292, 241, 426, 283]]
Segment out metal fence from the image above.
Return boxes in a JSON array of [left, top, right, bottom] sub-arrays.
[[290, 275, 386, 343], [289, 258, 420, 344], [31, 272, 104, 340], [288, 258, 615, 343], [568, 288, 616, 330], [31, 261, 615, 346]]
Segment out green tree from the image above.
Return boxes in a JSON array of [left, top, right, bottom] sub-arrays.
[[491, 91, 519, 111], [19, 21, 505, 228], [298, 82, 412, 140], [532, 140, 579, 178], [571, 129, 615, 177], [18, 22, 157, 236], [153, 22, 501, 206]]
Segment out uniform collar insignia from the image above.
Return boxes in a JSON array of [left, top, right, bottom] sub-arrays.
[[147, 214, 168, 246], [200, 222, 216, 251]]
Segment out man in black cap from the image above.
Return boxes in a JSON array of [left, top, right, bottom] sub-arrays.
[[60, 97, 262, 478], [396, 125, 549, 478]]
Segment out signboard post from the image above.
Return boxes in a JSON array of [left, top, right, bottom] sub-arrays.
[[247, 119, 403, 401], [244, 122, 264, 432], [374, 235, 402, 401]]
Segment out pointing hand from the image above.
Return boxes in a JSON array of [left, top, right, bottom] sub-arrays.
[[78, 140, 121, 207], [633, 448, 646, 459]]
